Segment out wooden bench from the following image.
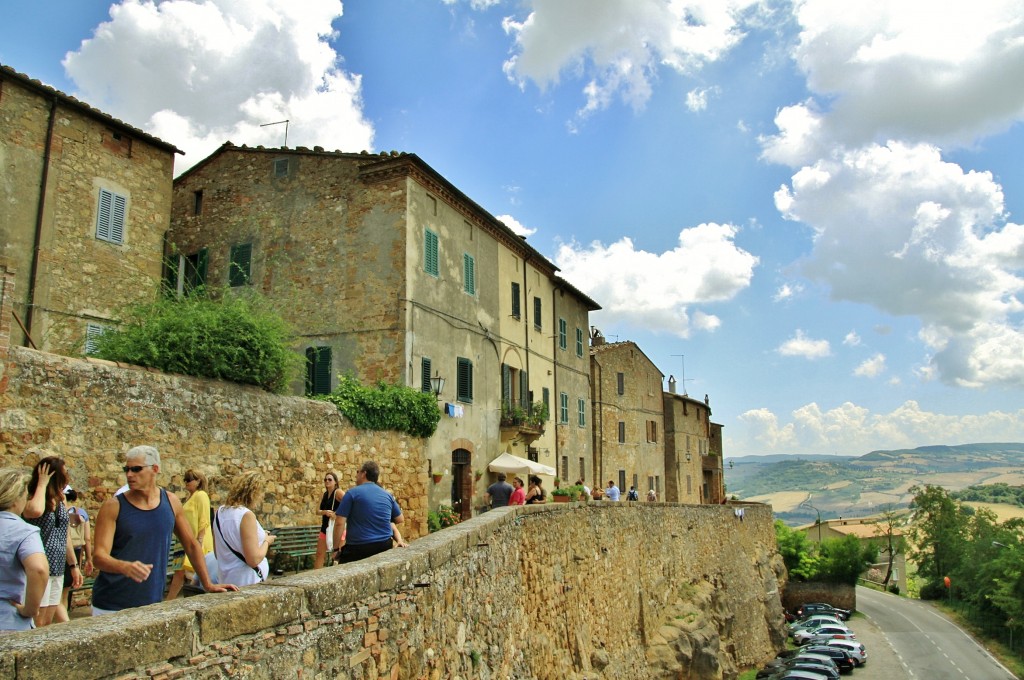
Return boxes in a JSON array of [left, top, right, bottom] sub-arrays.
[[68, 539, 186, 611], [266, 525, 323, 575]]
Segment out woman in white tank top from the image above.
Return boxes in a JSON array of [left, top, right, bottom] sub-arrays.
[[214, 471, 275, 587]]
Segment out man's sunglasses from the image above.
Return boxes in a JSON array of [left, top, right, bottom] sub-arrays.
[[122, 465, 153, 474]]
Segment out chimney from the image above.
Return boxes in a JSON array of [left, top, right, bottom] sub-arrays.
[[668, 375, 677, 394]]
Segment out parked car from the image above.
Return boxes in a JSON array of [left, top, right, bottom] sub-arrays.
[[794, 625, 857, 645], [758, 653, 840, 679], [826, 639, 867, 666], [796, 602, 852, 621], [796, 645, 857, 674], [763, 669, 836, 680], [789, 614, 844, 633]]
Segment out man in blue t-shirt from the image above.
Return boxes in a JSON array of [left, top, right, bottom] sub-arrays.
[[333, 460, 403, 564]]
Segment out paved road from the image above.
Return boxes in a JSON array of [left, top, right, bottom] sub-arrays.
[[855, 586, 1018, 680]]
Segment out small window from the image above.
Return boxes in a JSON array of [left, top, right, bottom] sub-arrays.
[[193, 190, 204, 216], [561, 456, 568, 482], [559, 392, 569, 424], [424, 229, 439, 277], [558, 319, 567, 350], [273, 158, 289, 178], [96, 189, 127, 244], [577, 398, 586, 427], [457, 357, 473, 403], [619, 470, 626, 492], [528, 449, 538, 463], [511, 282, 521, 319], [647, 420, 658, 443], [576, 328, 584, 357], [463, 253, 476, 295], [533, 297, 542, 330], [305, 346, 332, 395], [542, 387, 550, 421], [84, 323, 107, 355], [579, 457, 585, 481], [648, 476, 655, 491], [421, 357, 433, 393], [616, 372, 625, 395], [229, 243, 252, 287], [618, 421, 626, 443]]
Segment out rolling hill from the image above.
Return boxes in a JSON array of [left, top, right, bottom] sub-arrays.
[[724, 442, 1024, 526]]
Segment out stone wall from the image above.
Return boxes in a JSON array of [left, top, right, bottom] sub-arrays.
[[0, 502, 786, 680], [0, 346, 429, 535]]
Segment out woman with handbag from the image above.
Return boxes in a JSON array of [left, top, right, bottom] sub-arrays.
[[214, 471, 275, 587], [314, 471, 344, 569]]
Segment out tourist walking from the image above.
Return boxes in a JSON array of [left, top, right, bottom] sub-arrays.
[[509, 477, 526, 506], [166, 469, 213, 599], [0, 468, 49, 634], [214, 471, 275, 587], [60, 488, 92, 617], [314, 471, 344, 569], [605, 480, 621, 501], [485, 472, 513, 509], [332, 461, 403, 563], [22, 457, 80, 626], [626, 485, 639, 501], [92, 446, 235, 614]]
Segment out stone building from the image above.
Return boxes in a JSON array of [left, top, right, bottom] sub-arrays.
[[168, 143, 598, 516], [0, 63, 181, 355], [663, 381, 721, 503], [589, 336, 666, 497]]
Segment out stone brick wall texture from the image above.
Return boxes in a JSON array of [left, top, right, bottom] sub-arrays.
[[0, 502, 785, 680], [0, 346, 429, 535]]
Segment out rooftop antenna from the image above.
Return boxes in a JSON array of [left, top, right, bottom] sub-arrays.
[[670, 354, 694, 395], [260, 119, 290, 147]]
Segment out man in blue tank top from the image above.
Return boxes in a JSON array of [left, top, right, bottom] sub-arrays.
[[91, 446, 237, 614], [332, 460, 403, 563]]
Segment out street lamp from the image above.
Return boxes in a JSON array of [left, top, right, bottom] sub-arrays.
[[800, 500, 823, 543], [430, 372, 446, 401]]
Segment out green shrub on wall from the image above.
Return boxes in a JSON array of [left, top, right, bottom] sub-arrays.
[[316, 374, 441, 438], [91, 292, 302, 393]]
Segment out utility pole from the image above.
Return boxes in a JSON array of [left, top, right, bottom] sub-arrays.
[[670, 354, 694, 395]]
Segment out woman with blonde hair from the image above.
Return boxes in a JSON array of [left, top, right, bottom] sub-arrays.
[[214, 471, 275, 587], [166, 470, 213, 599], [0, 468, 49, 633], [22, 457, 81, 626]]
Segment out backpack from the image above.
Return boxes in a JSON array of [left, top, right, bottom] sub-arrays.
[[627, 489, 639, 501]]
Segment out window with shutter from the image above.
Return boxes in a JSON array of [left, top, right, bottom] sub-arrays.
[[305, 346, 332, 395], [616, 372, 625, 395], [273, 158, 289, 178], [96, 189, 127, 244], [542, 387, 550, 421], [533, 297, 542, 330], [559, 392, 569, 424], [561, 456, 568, 482], [421, 358, 432, 393], [576, 328, 584, 356], [577, 398, 586, 427], [457, 357, 473, 403], [229, 243, 252, 287], [463, 253, 475, 295], [519, 370, 528, 409], [619, 470, 626, 492], [618, 421, 626, 443], [558, 318, 567, 350], [511, 282, 521, 319], [501, 363, 512, 407], [424, 229, 439, 276], [84, 323, 107, 355]]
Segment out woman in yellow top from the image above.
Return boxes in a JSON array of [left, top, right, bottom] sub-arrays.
[[165, 470, 213, 599]]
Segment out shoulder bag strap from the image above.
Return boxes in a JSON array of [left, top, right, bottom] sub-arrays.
[[215, 509, 264, 580]]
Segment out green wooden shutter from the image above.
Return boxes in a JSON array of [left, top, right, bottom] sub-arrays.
[[421, 358, 432, 393], [542, 387, 550, 421], [463, 253, 475, 295], [230, 243, 252, 287], [424, 229, 439, 276], [501, 363, 512, 407], [519, 370, 528, 410], [511, 283, 521, 318], [305, 347, 332, 395], [457, 357, 473, 403]]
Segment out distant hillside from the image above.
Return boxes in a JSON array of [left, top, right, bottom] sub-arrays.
[[725, 443, 1024, 525]]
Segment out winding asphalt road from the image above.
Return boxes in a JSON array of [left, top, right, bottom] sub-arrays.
[[854, 585, 1018, 679]]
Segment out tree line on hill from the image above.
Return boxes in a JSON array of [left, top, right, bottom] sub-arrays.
[[950, 483, 1024, 507]]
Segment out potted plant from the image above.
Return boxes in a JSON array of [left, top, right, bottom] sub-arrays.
[[474, 469, 484, 482], [552, 487, 571, 503], [432, 472, 443, 484]]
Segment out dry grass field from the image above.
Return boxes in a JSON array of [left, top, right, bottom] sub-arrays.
[[964, 501, 1024, 522]]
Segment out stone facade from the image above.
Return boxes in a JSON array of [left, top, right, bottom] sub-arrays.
[[590, 339, 666, 497], [0, 64, 179, 356], [0, 502, 786, 680], [168, 143, 599, 517], [0, 346, 429, 536], [663, 389, 716, 504]]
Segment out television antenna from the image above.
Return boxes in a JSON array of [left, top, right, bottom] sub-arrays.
[[260, 119, 290, 147], [670, 354, 694, 395]]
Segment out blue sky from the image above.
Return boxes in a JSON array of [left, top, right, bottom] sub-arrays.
[[4, 0, 1024, 456]]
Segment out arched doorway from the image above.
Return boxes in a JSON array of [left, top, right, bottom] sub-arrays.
[[451, 448, 473, 520]]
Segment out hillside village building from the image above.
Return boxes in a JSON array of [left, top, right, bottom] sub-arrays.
[[589, 337, 667, 497], [663, 381, 721, 503], [798, 516, 908, 594], [0, 64, 181, 355], [168, 143, 600, 516]]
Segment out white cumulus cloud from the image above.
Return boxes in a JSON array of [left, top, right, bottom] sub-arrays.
[[777, 329, 830, 359], [853, 353, 886, 378], [553, 222, 757, 337], [63, 0, 374, 174], [496, 214, 537, 237]]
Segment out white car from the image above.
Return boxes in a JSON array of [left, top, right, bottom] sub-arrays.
[[793, 625, 857, 645], [789, 614, 843, 633], [826, 639, 867, 666]]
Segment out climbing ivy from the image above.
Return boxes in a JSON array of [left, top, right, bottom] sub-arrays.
[[315, 374, 441, 438]]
